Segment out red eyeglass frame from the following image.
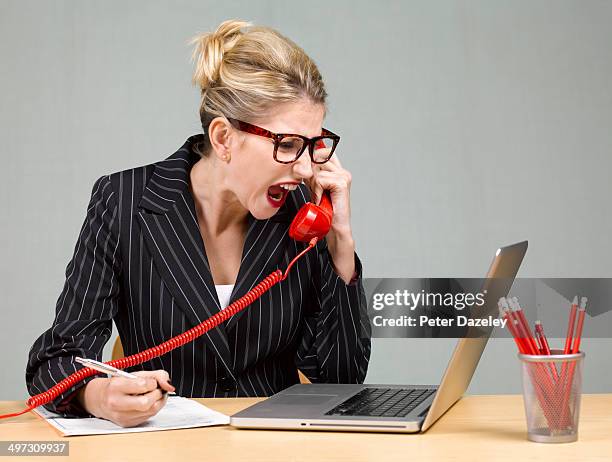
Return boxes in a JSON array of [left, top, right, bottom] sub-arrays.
[[226, 117, 340, 164]]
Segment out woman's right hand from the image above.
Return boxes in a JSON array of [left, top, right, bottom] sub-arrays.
[[76, 370, 175, 427]]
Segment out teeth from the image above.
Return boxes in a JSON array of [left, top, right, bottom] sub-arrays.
[[279, 183, 298, 191]]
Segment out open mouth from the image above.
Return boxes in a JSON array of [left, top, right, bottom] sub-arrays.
[[267, 182, 299, 207]]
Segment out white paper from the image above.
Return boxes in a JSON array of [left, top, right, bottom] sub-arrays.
[[33, 396, 230, 437]]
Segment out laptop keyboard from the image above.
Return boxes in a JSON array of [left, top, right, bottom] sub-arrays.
[[325, 388, 436, 418]]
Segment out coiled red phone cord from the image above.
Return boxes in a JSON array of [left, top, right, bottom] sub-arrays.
[[0, 239, 318, 420]]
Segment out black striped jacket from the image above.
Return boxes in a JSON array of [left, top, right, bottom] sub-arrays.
[[26, 135, 371, 417]]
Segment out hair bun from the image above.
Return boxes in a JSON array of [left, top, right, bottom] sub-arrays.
[[190, 19, 251, 90]]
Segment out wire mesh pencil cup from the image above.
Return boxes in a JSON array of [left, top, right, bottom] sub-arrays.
[[518, 349, 584, 443]]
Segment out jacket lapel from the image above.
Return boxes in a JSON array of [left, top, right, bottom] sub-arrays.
[[224, 210, 291, 331], [136, 135, 235, 379]]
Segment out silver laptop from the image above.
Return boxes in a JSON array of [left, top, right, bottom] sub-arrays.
[[230, 241, 528, 433]]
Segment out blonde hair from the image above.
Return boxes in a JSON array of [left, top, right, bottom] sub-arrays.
[[189, 19, 328, 157]]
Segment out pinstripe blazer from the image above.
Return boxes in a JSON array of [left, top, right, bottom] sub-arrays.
[[26, 135, 371, 417]]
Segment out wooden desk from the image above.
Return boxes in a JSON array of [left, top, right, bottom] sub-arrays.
[[1, 395, 611, 461]]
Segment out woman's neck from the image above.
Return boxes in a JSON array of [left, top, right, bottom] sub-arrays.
[[189, 156, 249, 236]]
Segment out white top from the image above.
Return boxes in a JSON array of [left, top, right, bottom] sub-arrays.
[[215, 284, 235, 310]]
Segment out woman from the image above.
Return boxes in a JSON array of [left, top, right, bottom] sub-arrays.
[[26, 20, 370, 428]]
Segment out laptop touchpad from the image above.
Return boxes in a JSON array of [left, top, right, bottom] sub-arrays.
[[273, 394, 336, 405]]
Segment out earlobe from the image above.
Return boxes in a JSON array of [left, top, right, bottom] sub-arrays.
[[208, 117, 233, 162]]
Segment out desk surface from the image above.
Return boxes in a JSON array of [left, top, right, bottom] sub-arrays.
[[1, 394, 611, 461]]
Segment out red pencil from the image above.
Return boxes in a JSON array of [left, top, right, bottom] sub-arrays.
[[564, 296, 579, 354], [514, 316, 538, 355], [509, 319, 527, 353], [499, 298, 527, 353], [510, 297, 539, 355], [560, 297, 587, 429], [534, 320, 552, 355], [535, 320, 559, 381], [571, 297, 587, 354], [535, 333, 544, 353]]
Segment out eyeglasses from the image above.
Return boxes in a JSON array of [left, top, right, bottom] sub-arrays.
[[226, 117, 340, 164]]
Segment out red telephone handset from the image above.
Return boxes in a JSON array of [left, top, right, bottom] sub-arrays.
[[289, 192, 333, 242], [288, 138, 333, 242], [0, 138, 336, 420]]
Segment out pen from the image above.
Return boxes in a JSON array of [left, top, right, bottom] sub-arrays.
[[75, 357, 175, 395], [75, 357, 138, 378]]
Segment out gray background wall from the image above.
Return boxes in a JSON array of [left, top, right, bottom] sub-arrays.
[[1, 0, 611, 400]]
